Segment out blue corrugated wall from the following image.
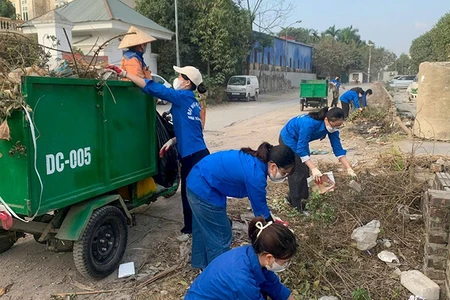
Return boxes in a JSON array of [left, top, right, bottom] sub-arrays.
[[250, 36, 313, 71]]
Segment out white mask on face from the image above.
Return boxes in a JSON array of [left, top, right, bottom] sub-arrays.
[[326, 125, 338, 133], [269, 171, 286, 183], [173, 78, 184, 90], [265, 261, 287, 273]]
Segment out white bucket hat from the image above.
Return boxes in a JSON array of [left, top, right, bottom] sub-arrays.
[[173, 66, 203, 87], [118, 26, 156, 49]]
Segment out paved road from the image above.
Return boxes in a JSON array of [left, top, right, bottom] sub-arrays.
[[156, 83, 370, 132], [392, 88, 416, 118]]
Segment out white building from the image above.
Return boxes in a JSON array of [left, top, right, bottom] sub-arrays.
[[21, 0, 172, 73]]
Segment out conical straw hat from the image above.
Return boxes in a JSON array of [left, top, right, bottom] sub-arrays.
[[118, 26, 156, 49]]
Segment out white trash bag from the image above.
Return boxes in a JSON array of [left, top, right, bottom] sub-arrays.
[[351, 220, 381, 251]]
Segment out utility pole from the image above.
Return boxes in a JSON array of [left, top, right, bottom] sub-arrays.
[[367, 42, 373, 83], [175, 0, 180, 67]]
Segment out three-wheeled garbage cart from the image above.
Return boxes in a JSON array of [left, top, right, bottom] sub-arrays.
[[0, 76, 179, 278], [299, 79, 329, 111]]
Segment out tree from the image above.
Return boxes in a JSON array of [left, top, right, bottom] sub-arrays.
[[409, 31, 435, 72], [136, 0, 204, 79], [409, 12, 450, 72], [429, 12, 450, 61], [235, 0, 293, 73], [337, 26, 361, 45], [395, 53, 412, 75], [324, 25, 341, 40], [0, 0, 15, 19], [190, 0, 251, 77]]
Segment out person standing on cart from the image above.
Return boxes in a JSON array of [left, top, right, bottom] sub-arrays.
[[279, 107, 357, 211], [330, 76, 345, 107], [107, 63, 209, 239], [118, 26, 155, 80]]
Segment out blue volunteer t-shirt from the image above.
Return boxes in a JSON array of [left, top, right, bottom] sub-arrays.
[[142, 80, 207, 158], [280, 114, 346, 162], [185, 245, 291, 300], [340, 90, 360, 108], [187, 150, 271, 219]]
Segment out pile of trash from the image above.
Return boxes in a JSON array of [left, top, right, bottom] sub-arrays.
[[262, 153, 430, 299], [0, 32, 113, 138]]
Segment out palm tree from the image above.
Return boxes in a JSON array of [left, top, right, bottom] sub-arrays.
[[309, 29, 320, 43], [324, 25, 341, 39], [337, 26, 361, 44]]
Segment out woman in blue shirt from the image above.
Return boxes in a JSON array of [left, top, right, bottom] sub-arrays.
[[279, 107, 357, 211], [340, 89, 364, 119], [186, 142, 295, 269], [106, 65, 209, 236], [185, 216, 297, 300]]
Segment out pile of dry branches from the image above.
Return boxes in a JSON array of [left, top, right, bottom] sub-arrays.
[[266, 152, 432, 299]]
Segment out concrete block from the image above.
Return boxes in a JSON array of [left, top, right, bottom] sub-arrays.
[[424, 255, 446, 270], [426, 230, 449, 245], [428, 189, 450, 207], [400, 270, 440, 300], [424, 267, 446, 280], [424, 240, 447, 256]]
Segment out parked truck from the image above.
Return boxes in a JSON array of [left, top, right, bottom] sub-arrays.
[[0, 76, 179, 278]]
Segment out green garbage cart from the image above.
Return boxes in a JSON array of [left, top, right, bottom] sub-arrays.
[[299, 79, 329, 111], [0, 76, 178, 278]]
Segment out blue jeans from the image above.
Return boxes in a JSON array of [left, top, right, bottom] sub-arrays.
[[187, 188, 232, 269]]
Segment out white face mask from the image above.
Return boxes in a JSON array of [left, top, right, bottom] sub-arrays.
[[326, 125, 338, 133], [266, 261, 287, 273], [173, 78, 184, 90], [269, 167, 286, 183]]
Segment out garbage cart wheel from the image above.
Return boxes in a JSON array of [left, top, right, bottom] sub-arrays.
[[73, 206, 128, 279], [0, 230, 18, 254]]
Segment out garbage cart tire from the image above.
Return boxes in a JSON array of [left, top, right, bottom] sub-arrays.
[[73, 206, 128, 279], [0, 230, 17, 254]]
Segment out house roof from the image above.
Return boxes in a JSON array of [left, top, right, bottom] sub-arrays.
[[23, 0, 172, 35], [55, 0, 172, 34]]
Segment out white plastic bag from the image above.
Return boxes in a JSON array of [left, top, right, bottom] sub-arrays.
[[351, 220, 381, 251]]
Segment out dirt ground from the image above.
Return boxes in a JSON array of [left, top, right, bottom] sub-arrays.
[[0, 84, 435, 300]]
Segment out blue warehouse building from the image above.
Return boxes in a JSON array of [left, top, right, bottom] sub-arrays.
[[250, 33, 313, 73]]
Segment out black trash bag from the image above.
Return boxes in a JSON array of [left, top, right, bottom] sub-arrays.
[[153, 112, 179, 187]]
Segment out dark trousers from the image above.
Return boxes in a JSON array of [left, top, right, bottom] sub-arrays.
[[279, 136, 310, 210], [331, 96, 339, 107], [180, 148, 210, 234], [341, 101, 350, 119]]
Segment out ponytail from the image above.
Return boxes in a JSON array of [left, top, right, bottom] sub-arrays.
[[241, 142, 272, 162], [197, 83, 207, 94], [241, 142, 295, 170], [309, 107, 344, 122], [248, 217, 297, 259], [309, 107, 329, 121]]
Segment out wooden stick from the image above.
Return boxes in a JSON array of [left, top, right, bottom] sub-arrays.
[[137, 264, 180, 288], [63, 28, 80, 77], [51, 287, 133, 298], [51, 265, 180, 298]]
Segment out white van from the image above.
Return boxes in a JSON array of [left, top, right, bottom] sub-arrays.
[[226, 75, 259, 101]]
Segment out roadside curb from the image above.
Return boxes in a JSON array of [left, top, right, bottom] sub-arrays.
[[379, 83, 413, 138]]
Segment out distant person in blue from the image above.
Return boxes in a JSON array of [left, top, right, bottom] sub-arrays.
[[106, 64, 209, 238], [185, 216, 297, 300], [279, 107, 357, 211], [186, 142, 296, 269], [340, 89, 364, 119], [350, 87, 373, 108], [330, 75, 346, 107]]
